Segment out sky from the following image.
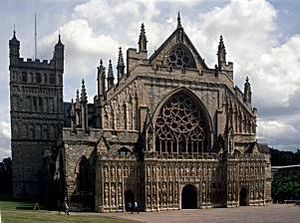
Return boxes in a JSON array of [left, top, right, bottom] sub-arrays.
[[1, 0, 300, 160]]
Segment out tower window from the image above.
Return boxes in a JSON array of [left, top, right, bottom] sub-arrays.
[[22, 72, 27, 83], [36, 73, 42, 83], [49, 73, 56, 84]]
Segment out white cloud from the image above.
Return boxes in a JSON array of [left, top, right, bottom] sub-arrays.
[[2, 0, 300, 149], [0, 121, 11, 139], [0, 121, 11, 160], [257, 119, 298, 144]]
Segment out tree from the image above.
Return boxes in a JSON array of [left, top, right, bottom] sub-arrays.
[[0, 157, 12, 193]]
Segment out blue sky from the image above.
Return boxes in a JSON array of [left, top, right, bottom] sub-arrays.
[[1, 0, 300, 159]]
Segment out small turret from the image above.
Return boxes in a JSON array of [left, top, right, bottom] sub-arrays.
[[9, 29, 20, 66], [138, 23, 147, 52], [243, 76, 252, 104], [54, 33, 64, 71], [117, 47, 125, 83], [97, 59, 106, 98], [217, 35, 226, 70], [107, 59, 114, 90]]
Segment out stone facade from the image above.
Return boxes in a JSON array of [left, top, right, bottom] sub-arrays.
[[10, 14, 272, 211], [9, 31, 64, 200]]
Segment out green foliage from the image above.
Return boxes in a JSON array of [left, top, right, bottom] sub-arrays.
[[272, 175, 300, 202], [270, 148, 300, 166], [0, 157, 12, 193]]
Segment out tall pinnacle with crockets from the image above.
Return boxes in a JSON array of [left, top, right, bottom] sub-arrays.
[[138, 23, 147, 52]]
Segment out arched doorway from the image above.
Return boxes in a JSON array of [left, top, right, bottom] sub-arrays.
[[182, 184, 197, 209], [77, 156, 90, 192], [239, 187, 248, 206], [124, 190, 134, 211]]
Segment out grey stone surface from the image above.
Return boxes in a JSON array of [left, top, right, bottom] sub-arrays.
[[103, 204, 300, 223]]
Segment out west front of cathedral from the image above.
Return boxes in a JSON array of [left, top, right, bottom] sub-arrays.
[[9, 14, 272, 212]]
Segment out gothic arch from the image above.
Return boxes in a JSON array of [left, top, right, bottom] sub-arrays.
[[75, 156, 91, 193], [152, 88, 212, 155], [182, 184, 197, 209]]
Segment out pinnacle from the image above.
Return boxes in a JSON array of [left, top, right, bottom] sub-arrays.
[[108, 59, 114, 77], [117, 47, 124, 67], [177, 11, 182, 28], [81, 79, 88, 102]]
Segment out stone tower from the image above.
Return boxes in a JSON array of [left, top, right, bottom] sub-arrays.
[[9, 31, 64, 199]]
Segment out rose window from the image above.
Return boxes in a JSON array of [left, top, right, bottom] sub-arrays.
[[155, 92, 209, 155], [167, 46, 196, 69]]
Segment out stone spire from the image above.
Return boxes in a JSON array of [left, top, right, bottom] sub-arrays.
[[217, 35, 226, 69], [177, 11, 182, 28], [243, 76, 252, 104], [138, 23, 147, 52], [97, 59, 106, 98], [117, 47, 125, 83], [80, 79, 88, 103], [107, 59, 114, 90]]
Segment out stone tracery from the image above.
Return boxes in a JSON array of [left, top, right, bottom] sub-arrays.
[[155, 92, 209, 155], [167, 45, 196, 69]]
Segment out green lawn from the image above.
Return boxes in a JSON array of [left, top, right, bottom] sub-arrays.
[[1, 210, 135, 223], [0, 197, 137, 223], [0, 199, 36, 210]]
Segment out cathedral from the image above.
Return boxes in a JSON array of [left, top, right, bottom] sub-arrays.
[[9, 14, 272, 212]]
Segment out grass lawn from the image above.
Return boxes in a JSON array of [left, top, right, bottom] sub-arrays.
[[1, 210, 136, 223], [0, 196, 138, 223]]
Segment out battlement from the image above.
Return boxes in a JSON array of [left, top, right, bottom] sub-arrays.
[[14, 57, 55, 70]]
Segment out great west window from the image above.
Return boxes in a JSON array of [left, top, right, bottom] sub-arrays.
[[155, 91, 209, 155]]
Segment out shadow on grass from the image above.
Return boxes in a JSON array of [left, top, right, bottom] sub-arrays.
[[0, 193, 46, 211]]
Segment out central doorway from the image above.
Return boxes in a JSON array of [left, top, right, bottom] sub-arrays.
[[182, 184, 197, 209], [239, 187, 248, 206], [124, 190, 134, 211]]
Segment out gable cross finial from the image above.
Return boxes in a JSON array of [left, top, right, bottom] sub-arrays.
[[13, 24, 16, 37], [177, 11, 182, 28]]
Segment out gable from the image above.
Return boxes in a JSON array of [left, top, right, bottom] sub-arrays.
[[149, 27, 208, 71]]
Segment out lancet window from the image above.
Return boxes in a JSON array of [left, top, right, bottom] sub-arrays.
[[155, 92, 209, 155], [167, 45, 196, 69]]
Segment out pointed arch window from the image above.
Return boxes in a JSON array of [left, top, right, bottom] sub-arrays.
[[167, 45, 196, 69], [155, 91, 209, 156]]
